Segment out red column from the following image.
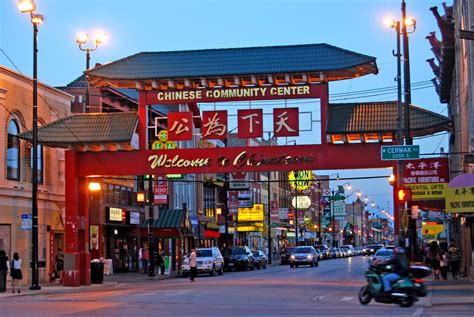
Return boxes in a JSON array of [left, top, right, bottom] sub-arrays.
[[64, 150, 81, 286], [64, 151, 90, 286], [319, 83, 329, 144], [393, 163, 400, 245], [138, 91, 147, 150]]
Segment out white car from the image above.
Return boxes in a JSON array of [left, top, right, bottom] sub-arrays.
[[182, 247, 224, 277]]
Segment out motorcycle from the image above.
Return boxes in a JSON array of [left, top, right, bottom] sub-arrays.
[[359, 263, 417, 307], [410, 265, 431, 297]]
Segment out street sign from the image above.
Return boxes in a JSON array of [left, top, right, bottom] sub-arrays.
[[381, 145, 420, 161], [21, 214, 32, 230]]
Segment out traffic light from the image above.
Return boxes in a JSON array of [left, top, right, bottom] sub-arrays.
[[396, 187, 411, 203]]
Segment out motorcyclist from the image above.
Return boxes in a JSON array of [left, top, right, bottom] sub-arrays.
[[376, 247, 410, 294]]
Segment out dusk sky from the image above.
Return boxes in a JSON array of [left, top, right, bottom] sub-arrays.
[[0, 0, 450, 217]]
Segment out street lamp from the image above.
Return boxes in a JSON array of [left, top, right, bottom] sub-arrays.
[[18, 0, 43, 291], [75, 31, 107, 113]]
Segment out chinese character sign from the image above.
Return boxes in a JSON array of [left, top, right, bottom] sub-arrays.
[[238, 109, 263, 138], [402, 158, 449, 184], [273, 107, 299, 137], [202, 110, 228, 139], [168, 112, 193, 140]]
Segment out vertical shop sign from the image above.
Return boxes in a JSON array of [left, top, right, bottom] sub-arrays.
[[154, 176, 168, 204], [238, 109, 263, 138], [167, 112, 193, 140]]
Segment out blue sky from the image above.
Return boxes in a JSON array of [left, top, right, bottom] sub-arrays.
[[1, 0, 450, 216]]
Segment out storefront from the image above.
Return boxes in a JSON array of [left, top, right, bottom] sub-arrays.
[[104, 207, 142, 273]]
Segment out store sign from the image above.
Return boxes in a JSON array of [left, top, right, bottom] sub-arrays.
[[204, 230, 220, 238], [237, 226, 263, 232], [154, 176, 168, 204], [422, 224, 444, 236], [145, 84, 322, 104], [279, 207, 289, 220], [291, 195, 311, 209], [128, 212, 140, 225], [333, 200, 346, 217], [21, 214, 32, 230], [109, 207, 123, 222], [238, 204, 264, 221], [90, 225, 99, 250], [229, 171, 250, 190], [446, 187, 474, 213], [402, 157, 449, 184], [288, 170, 314, 191], [405, 183, 447, 200]]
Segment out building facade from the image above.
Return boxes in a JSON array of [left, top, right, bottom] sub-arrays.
[[0, 66, 72, 284]]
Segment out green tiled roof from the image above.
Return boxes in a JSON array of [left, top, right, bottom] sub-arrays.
[[86, 43, 377, 81], [18, 112, 138, 148], [154, 209, 185, 229], [327, 102, 451, 136]]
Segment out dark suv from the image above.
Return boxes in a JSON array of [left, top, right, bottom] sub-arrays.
[[280, 247, 295, 265], [224, 246, 255, 271]]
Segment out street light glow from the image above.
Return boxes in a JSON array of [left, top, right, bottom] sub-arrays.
[[404, 17, 416, 27], [76, 32, 88, 44], [18, 0, 36, 13], [94, 32, 108, 45], [31, 14, 44, 25], [88, 182, 101, 191], [383, 16, 397, 28]]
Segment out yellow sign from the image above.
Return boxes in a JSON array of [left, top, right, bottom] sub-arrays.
[[152, 130, 177, 150], [238, 204, 264, 221], [288, 170, 314, 191], [422, 224, 445, 236], [157, 130, 168, 142], [109, 207, 122, 221], [237, 226, 263, 232], [446, 186, 474, 213], [405, 183, 447, 200]]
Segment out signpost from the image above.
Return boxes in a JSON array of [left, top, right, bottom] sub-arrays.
[[381, 145, 420, 160], [21, 214, 32, 230]]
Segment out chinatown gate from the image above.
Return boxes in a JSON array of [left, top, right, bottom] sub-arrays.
[[23, 44, 450, 286]]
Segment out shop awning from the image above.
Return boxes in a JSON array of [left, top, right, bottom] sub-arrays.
[[154, 209, 185, 229]]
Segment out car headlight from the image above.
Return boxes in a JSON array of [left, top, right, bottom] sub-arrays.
[[290, 255, 295, 260], [306, 255, 312, 260]]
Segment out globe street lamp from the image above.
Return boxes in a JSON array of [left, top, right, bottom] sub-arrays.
[[18, 0, 43, 291], [75, 31, 107, 113]]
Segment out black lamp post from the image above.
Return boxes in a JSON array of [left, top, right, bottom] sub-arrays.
[[75, 31, 107, 113], [18, 0, 43, 291]]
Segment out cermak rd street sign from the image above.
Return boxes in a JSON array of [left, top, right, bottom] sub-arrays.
[[381, 145, 420, 161]]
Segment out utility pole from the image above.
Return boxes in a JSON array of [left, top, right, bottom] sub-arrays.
[[267, 171, 272, 264]]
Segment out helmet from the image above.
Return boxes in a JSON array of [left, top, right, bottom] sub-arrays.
[[396, 247, 406, 255]]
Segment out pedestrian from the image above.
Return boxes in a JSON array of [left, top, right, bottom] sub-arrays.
[[448, 242, 462, 279], [0, 250, 9, 292], [424, 243, 431, 268], [440, 250, 448, 280], [138, 246, 143, 273], [142, 244, 149, 274], [10, 252, 23, 293], [55, 248, 64, 283], [157, 251, 165, 280], [272, 247, 278, 261], [429, 241, 440, 280], [189, 248, 197, 282]]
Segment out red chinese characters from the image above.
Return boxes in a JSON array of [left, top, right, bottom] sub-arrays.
[[238, 109, 263, 138], [273, 107, 299, 137], [168, 112, 193, 140], [202, 110, 228, 139]]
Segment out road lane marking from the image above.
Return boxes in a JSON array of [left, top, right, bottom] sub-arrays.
[[341, 297, 353, 301], [311, 296, 325, 302], [413, 308, 423, 316]]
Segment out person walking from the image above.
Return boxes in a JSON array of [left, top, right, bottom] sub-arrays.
[[55, 248, 64, 283], [138, 246, 143, 273], [0, 250, 9, 292], [142, 244, 149, 274], [429, 241, 440, 280], [189, 248, 197, 282], [440, 250, 448, 280], [157, 251, 165, 280], [448, 242, 462, 279], [10, 252, 22, 293]]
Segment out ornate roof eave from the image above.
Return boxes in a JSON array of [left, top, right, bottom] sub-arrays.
[[88, 65, 378, 90]]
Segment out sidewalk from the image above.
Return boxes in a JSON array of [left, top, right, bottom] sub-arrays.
[[429, 276, 474, 306]]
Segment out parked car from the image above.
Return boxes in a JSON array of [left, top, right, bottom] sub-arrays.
[[280, 247, 295, 265], [366, 244, 384, 256], [314, 244, 331, 259], [372, 249, 394, 262], [252, 250, 267, 270], [181, 247, 224, 277], [330, 248, 340, 258], [289, 246, 319, 268], [341, 245, 355, 257], [384, 245, 396, 250], [224, 246, 255, 271]]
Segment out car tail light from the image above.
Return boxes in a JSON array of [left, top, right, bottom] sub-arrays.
[[415, 278, 423, 283]]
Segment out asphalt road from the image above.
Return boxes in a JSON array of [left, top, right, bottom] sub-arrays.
[[1, 256, 473, 316]]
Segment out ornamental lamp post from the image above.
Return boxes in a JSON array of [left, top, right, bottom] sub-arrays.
[[18, 0, 43, 291], [75, 31, 108, 113]]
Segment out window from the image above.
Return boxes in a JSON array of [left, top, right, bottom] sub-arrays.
[[7, 119, 20, 180], [30, 144, 43, 184]]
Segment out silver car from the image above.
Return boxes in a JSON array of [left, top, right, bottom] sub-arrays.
[[289, 246, 319, 268], [182, 247, 224, 276]]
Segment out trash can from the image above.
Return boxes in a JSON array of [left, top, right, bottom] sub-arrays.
[[90, 261, 104, 284]]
